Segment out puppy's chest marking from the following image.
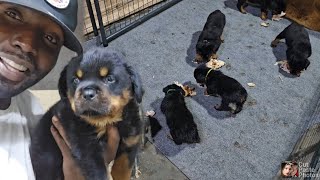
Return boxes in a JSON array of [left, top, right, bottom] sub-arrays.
[[96, 126, 108, 138], [122, 135, 141, 147]]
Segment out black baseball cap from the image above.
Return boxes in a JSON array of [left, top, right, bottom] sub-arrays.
[[1, 0, 83, 55]]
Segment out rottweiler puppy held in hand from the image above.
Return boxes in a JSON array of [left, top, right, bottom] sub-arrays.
[[271, 22, 312, 76], [194, 64, 247, 114], [30, 47, 144, 180], [195, 10, 226, 63], [160, 84, 200, 145], [237, 0, 287, 20]]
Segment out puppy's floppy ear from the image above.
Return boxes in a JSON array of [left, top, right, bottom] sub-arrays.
[[58, 65, 68, 98], [305, 60, 310, 70], [125, 64, 144, 103], [162, 86, 170, 93], [178, 87, 186, 96]]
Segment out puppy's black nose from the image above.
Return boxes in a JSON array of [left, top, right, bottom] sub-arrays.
[[82, 87, 97, 100]]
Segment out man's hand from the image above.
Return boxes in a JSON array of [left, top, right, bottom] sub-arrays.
[[51, 116, 121, 180], [51, 116, 85, 180]]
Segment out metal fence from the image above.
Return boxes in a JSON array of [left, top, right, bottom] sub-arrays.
[[84, 0, 182, 46]]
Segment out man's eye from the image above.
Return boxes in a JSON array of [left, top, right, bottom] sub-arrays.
[[5, 10, 22, 21], [45, 34, 58, 45]]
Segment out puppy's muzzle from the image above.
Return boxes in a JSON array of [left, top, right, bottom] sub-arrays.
[[73, 82, 109, 116], [82, 86, 98, 101]]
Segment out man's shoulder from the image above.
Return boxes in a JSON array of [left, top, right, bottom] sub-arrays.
[[13, 90, 44, 115], [0, 90, 44, 125]]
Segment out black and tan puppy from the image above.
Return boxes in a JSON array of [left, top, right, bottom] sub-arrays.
[[30, 47, 144, 180], [160, 84, 200, 145], [195, 10, 226, 63], [237, 0, 287, 20], [194, 64, 247, 114], [271, 22, 312, 76]]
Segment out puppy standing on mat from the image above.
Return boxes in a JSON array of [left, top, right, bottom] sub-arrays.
[[237, 0, 287, 20], [30, 48, 144, 180], [271, 22, 312, 76], [195, 10, 226, 63], [194, 64, 248, 114]]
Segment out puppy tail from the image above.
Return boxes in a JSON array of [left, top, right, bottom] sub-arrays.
[[229, 102, 244, 114]]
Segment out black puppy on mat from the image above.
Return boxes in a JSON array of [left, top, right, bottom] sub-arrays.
[[195, 10, 226, 63], [160, 84, 200, 145], [194, 64, 247, 114], [271, 22, 312, 76]]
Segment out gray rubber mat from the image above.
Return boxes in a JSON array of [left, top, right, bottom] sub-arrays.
[[84, 0, 320, 179]]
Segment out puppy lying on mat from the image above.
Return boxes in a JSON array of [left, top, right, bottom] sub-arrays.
[[161, 83, 200, 145]]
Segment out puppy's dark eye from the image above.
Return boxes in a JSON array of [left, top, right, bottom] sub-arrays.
[[104, 75, 115, 83], [73, 78, 80, 85]]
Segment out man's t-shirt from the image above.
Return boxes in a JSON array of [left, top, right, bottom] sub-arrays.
[[0, 90, 44, 180]]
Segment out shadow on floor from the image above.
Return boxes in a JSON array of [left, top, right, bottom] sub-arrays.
[[185, 31, 202, 68]]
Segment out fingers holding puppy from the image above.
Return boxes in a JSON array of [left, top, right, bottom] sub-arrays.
[[51, 116, 85, 180], [52, 116, 71, 148]]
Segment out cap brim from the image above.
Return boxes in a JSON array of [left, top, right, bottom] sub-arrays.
[[60, 24, 83, 55]]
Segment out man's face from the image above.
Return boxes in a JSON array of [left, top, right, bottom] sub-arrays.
[[0, 2, 64, 98]]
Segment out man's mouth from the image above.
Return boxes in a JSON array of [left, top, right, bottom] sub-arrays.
[[0, 56, 29, 82], [1, 56, 28, 72]]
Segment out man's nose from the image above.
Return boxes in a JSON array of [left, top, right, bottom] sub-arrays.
[[10, 31, 37, 57]]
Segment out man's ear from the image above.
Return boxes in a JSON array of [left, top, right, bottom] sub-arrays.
[[125, 64, 144, 103], [58, 65, 68, 98]]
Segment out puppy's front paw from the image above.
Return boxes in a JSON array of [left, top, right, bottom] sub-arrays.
[[135, 168, 141, 178], [261, 12, 267, 20], [194, 53, 203, 63], [214, 105, 221, 110], [204, 89, 209, 96], [271, 40, 279, 47], [240, 6, 247, 14], [220, 35, 224, 43]]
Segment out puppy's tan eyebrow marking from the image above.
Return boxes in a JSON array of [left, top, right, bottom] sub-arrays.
[[100, 67, 108, 77], [76, 69, 83, 78]]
